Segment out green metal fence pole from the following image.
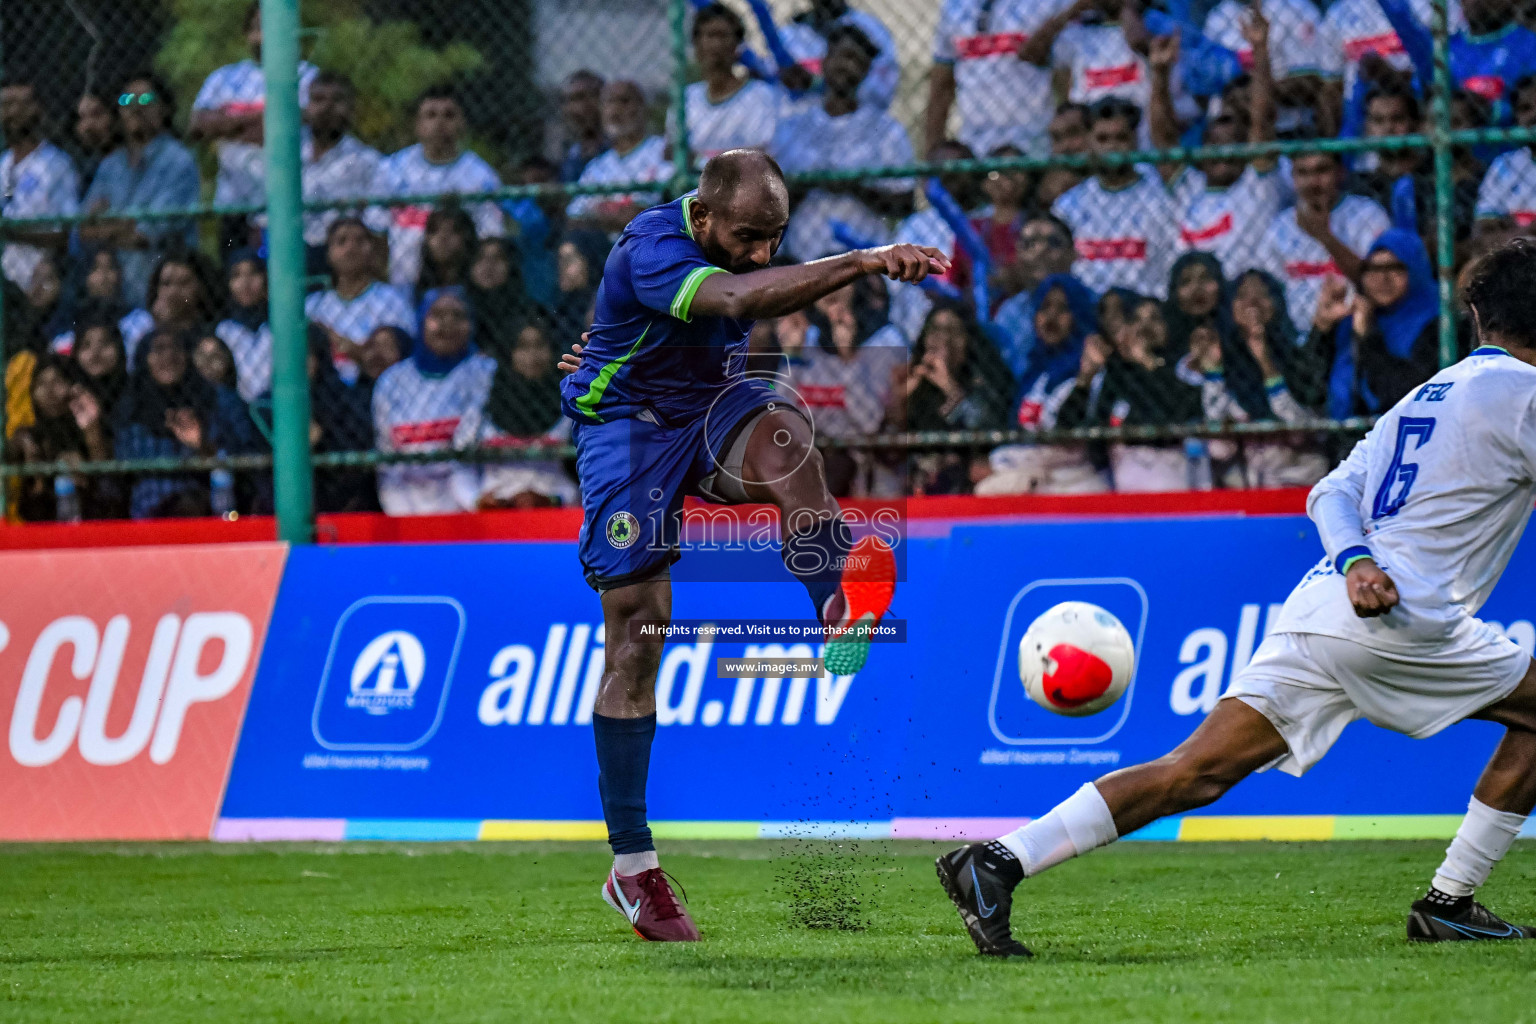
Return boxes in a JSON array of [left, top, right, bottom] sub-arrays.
[[1431, 0, 1458, 369], [262, 0, 314, 543], [669, 0, 693, 196]]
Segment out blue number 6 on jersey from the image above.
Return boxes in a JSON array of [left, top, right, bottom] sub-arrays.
[[1371, 416, 1436, 520]]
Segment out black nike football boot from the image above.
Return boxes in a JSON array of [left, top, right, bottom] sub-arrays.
[[935, 842, 1033, 957], [1407, 890, 1536, 942]]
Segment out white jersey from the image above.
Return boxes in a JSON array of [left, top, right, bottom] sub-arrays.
[[1260, 194, 1390, 332], [1055, 22, 1152, 113], [192, 59, 318, 114], [1052, 170, 1179, 298], [676, 80, 781, 166], [1320, 0, 1463, 97], [1278, 347, 1536, 655], [217, 319, 272, 403], [565, 136, 674, 221], [0, 141, 79, 288], [933, 0, 1073, 157], [772, 105, 914, 261], [364, 145, 504, 288], [786, 329, 906, 440], [1171, 165, 1283, 280], [1203, 0, 1333, 80], [776, 11, 900, 111], [194, 59, 318, 204], [203, 132, 383, 246], [1476, 147, 1536, 226], [372, 353, 495, 515], [306, 282, 417, 384]]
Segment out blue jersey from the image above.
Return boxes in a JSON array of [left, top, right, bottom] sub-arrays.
[[560, 194, 754, 425], [1451, 25, 1536, 124]]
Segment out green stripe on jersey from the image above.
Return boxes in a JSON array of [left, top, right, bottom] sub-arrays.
[[671, 266, 726, 322], [575, 325, 649, 421]]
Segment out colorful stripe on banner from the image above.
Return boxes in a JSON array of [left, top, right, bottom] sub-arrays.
[[212, 816, 1536, 842]]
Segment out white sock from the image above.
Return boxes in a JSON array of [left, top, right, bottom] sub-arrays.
[[997, 783, 1119, 877], [614, 851, 659, 875], [1431, 797, 1527, 897]]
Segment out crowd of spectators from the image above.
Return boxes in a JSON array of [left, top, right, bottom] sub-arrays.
[[2, 0, 1532, 519]]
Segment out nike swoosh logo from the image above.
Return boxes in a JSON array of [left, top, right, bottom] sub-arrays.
[[612, 872, 641, 921], [970, 863, 997, 918], [1432, 915, 1519, 938]]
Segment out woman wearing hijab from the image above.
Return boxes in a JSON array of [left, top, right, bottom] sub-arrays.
[[68, 309, 130, 421], [976, 274, 1111, 495], [465, 236, 528, 362], [889, 305, 1013, 495], [1315, 228, 1441, 419], [371, 287, 496, 515], [416, 205, 478, 298], [63, 251, 222, 368], [1182, 269, 1331, 488], [1163, 252, 1227, 358], [454, 314, 579, 508], [1057, 293, 1205, 492], [113, 326, 256, 518], [549, 229, 610, 341], [5, 353, 116, 520], [215, 248, 273, 402]]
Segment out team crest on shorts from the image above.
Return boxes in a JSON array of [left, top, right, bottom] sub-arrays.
[[606, 511, 640, 549]]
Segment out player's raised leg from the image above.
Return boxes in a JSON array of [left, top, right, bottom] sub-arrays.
[[1409, 660, 1536, 941], [591, 577, 700, 942], [936, 697, 1288, 956], [736, 407, 896, 675]]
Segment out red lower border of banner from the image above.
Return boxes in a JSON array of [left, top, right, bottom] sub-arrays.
[[0, 489, 1312, 551]]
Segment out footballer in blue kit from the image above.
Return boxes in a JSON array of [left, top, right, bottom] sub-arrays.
[[556, 150, 948, 942]]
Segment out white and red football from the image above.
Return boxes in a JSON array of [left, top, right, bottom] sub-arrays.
[[1018, 601, 1135, 717]]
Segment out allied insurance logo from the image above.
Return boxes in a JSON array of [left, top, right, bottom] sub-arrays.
[[347, 631, 426, 715], [311, 597, 466, 751]]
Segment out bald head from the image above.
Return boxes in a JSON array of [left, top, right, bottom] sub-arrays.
[[690, 150, 790, 273], [698, 149, 788, 217]]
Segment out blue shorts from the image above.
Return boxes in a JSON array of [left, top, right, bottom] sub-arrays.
[[574, 379, 788, 590]]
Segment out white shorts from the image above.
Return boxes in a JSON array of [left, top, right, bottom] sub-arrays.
[[1224, 629, 1531, 777]]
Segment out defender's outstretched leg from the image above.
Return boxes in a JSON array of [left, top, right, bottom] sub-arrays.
[[937, 698, 1288, 956]]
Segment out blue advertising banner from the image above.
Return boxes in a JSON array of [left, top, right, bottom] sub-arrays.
[[219, 515, 1536, 840]]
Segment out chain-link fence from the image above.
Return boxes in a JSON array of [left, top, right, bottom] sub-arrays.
[[0, 0, 1523, 525]]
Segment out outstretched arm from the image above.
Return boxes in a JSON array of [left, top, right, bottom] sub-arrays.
[[690, 244, 950, 321]]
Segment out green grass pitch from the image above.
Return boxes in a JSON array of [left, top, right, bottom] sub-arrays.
[[2, 839, 1533, 1023]]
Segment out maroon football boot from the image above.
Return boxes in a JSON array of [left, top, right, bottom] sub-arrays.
[[601, 866, 700, 941]]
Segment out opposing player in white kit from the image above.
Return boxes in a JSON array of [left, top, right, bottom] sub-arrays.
[[938, 239, 1536, 956]]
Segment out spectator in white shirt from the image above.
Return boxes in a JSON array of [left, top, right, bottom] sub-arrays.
[[567, 82, 674, 233], [365, 85, 504, 290], [772, 24, 915, 262], [1051, 98, 1179, 298], [1476, 74, 1536, 232], [188, 1, 318, 252], [216, 250, 272, 403], [299, 72, 382, 259], [0, 77, 79, 290], [774, 0, 901, 112], [1024, 0, 1194, 146], [306, 217, 417, 385], [677, 4, 781, 167], [1258, 150, 1391, 332], [1203, 0, 1340, 138], [925, 0, 1076, 158], [1151, 12, 1283, 281], [372, 287, 495, 515]]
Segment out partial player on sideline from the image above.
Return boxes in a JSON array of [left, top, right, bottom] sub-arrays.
[[939, 238, 1536, 956], [556, 149, 947, 942]]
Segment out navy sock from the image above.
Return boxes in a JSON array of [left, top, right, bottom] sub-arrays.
[[593, 712, 657, 855], [783, 515, 853, 617]]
